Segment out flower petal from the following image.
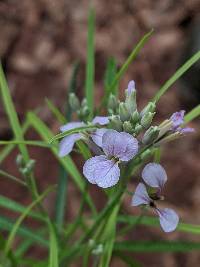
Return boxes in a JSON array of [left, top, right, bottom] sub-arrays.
[[92, 116, 109, 125], [59, 134, 81, 157], [178, 127, 195, 134], [127, 80, 136, 95], [170, 110, 185, 129], [90, 129, 108, 147], [131, 183, 151, 206], [60, 122, 85, 132], [142, 163, 167, 189], [83, 155, 120, 188], [156, 208, 179, 233], [102, 130, 139, 161]]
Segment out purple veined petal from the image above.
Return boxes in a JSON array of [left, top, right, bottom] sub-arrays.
[[90, 128, 108, 147], [102, 130, 139, 161], [83, 155, 120, 188], [59, 134, 81, 157], [178, 127, 195, 134], [156, 208, 179, 233], [170, 110, 185, 129], [127, 80, 136, 95], [60, 121, 85, 132], [131, 183, 151, 206], [142, 163, 167, 190], [92, 116, 109, 126]]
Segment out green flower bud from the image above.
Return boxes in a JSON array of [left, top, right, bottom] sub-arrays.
[[141, 112, 155, 129], [125, 89, 137, 113], [80, 105, 90, 119], [109, 115, 123, 131], [142, 126, 160, 145], [134, 123, 143, 135], [140, 102, 156, 117], [92, 244, 103, 255], [69, 93, 80, 111], [119, 102, 131, 122], [123, 121, 135, 134], [81, 98, 87, 108], [131, 110, 140, 124], [108, 93, 118, 111], [16, 154, 24, 167]]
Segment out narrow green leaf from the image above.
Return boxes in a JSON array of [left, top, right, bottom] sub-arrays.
[[4, 185, 55, 254], [152, 50, 200, 102], [100, 30, 154, 107], [114, 252, 141, 267], [27, 112, 96, 213], [85, 8, 95, 118], [0, 63, 29, 161], [0, 140, 51, 147], [49, 222, 58, 267], [104, 57, 118, 95], [45, 98, 66, 124], [184, 104, 200, 123], [114, 240, 200, 252]]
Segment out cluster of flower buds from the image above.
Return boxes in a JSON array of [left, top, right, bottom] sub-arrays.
[[16, 154, 35, 177], [58, 80, 194, 232]]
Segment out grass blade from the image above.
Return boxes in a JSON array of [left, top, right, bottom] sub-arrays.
[[48, 222, 58, 267], [85, 8, 95, 118], [45, 98, 66, 124], [104, 57, 118, 95], [4, 185, 55, 254], [152, 50, 200, 102], [184, 104, 200, 123]]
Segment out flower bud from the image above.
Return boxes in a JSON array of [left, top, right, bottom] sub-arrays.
[[134, 123, 143, 135], [125, 89, 137, 113], [142, 126, 160, 145], [140, 102, 156, 117], [123, 121, 134, 134], [69, 93, 80, 111], [158, 119, 173, 138], [81, 98, 87, 108], [131, 110, 140, 124], [92, 244, 103, 255], [108, 93, 118, 111], [16, 154, 24, 167], [80, 106, 90, 119], [119, 102, 131, 122], [109, 115, 123, 131], [141, 112, 155, 129]]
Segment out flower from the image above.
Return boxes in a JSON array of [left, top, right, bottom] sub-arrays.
[[132, 163, 179, 232], [127, 80, 136, 95], [83, 130, 139, 188], [170, 110, 194, 134], [59, 116, 109, 157]]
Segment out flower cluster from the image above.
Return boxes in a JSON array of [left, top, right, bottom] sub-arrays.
[[58, 80, 194, 233]]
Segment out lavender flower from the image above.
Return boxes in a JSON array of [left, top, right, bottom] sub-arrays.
[[59, 116, 109, 157], [127, 80, 136, 95], [132, 163, 179, 232], [83, 130, 139, 188], [170, 110, 194, 134]]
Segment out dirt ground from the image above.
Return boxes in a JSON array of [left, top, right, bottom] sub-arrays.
[[0, 0, 200, 266]]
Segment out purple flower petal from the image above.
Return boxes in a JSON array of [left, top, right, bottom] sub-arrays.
[[92, 116, 109, 126], [60, 122, 85, 132], [170, 110, 185, 129], [83, 155, 120, 188], [142, 163, 167, 190], [131, 183, 151, 206], [59, 134, 81, 157], [156, 208, 179, 233], [127, 80, 136, 95], [178, 127, 195, 134], [90, 129, 108, 147], [102, 130, 139, 161]]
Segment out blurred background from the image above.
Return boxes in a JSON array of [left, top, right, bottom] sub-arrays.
[[0, 0, 200, 266]]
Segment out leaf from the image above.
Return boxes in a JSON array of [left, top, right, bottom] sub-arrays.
[[45, 98, 66, 124], [114, 241, 200, 252], [4, 185, 55, 254], [100, 30, 154, 107], [49, 125, 97, 143], [0, 140, 51, 147], [184, 104, 200, 123], [104, 57, 118, 95], [85, 8, 95, 118], [27, 111, 96, 213], [48, 221, 59, 267], [152, 50, 200, 102]]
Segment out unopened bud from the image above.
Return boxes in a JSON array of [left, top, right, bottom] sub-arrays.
[[155, 132, 180, 146], [131, 110, 140, 124], [69, 93, 80, 111], [140, 102, 156, 117], [16, 154, 24, 167], [81, 98, 87, 108], [109, 115, 123, 131], [141, 112, 155, 129], [142, 126, 160, 145], [123, 121, 134, 134], [108, 93, 118, 111], [158, 119, 173, 138], [80, 106, 90, 120], [92, 244, 103, 255], [134, 123, 143, 135], [119, 102, 131, 122], [125, 89, 137, 113]]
